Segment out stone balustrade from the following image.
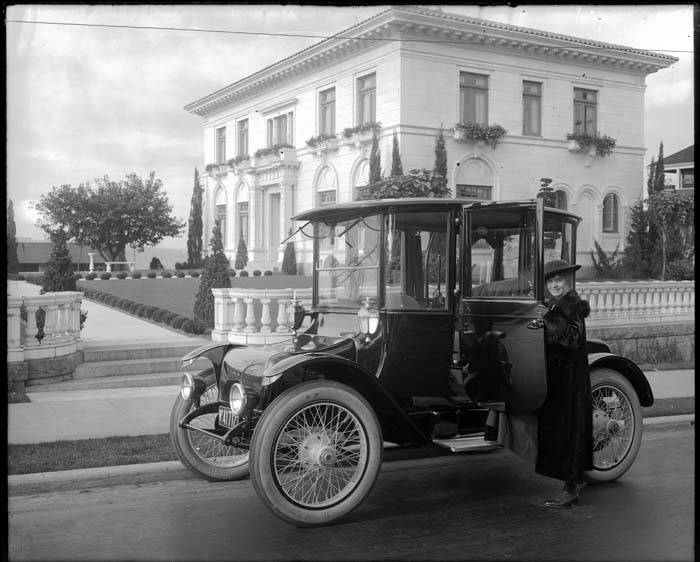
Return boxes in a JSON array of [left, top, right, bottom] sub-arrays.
[[577, 280, 695, 326], [7, 291, 85, 363], [210, 281, 694, 343]]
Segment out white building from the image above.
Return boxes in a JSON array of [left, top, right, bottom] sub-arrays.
[[185, 6, 676, 274]]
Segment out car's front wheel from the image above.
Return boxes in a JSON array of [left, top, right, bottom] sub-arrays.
[[250, 380, 382, 527], [585, 368, 643, 483], [170, 368, 250, 481]]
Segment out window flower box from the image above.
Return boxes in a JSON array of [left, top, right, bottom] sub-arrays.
[[253, 144, 296, 164], [342, 121, 381, 148], [566, 132, 617, 157], [453, 122, 507, 149], [227, 155, 251, 169], [305, 133, 339, 155]]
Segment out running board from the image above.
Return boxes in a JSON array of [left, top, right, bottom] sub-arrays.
[[432, 435, 501, 454]]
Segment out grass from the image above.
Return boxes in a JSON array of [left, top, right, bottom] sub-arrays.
[[77, 275, 312, 317], [8, 434, 177, 475]]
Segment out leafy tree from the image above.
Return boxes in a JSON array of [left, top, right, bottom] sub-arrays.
[[7, 199, 20, 274], [391, 132, 403, 177], [33, 172, 184, 263], [368, 128, 382, 185], [149, 257, 164, 270], [281, 228, 297, 275], [621, 200, 656, 278], [234, 229, 249, 270], [589, 240, 624, 279], [433, 128, 447, 193], [41, 229, 77, 293], [646, 190, 694, 280], [186, 167, 204, 268], [193, 221, 231, 328]]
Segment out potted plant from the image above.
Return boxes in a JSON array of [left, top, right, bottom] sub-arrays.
[[253, 143, 295, 163], [453, 122, 507, 149], [228, 154, 251, 168], [305, 133, 339, 155], [566, 132, 617, 157]]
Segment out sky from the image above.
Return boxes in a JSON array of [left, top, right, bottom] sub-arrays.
[[6, 4, 694, 253]]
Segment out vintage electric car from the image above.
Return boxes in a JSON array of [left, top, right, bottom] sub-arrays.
[[170, 197, 652, 527]]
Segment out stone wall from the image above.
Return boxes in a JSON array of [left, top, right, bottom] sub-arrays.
[[9, 351, 84, 395], [589, 322, 694, 368]]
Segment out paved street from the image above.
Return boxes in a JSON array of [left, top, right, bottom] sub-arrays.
[[9, 423, 693, 561]]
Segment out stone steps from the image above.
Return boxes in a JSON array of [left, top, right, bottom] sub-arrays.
[[26, 372, 185, 392], [73, 356, 209, 379]]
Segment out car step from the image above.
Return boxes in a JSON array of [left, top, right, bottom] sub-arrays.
[[432, 434, 501, 454]]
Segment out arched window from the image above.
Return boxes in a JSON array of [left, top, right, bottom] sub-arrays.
[[602, 193, 619, 233], [554, 190, 568, 210], [455, 158, 493, 201], [215, 187, 227, 244], [236, 184, 249, 243], [351, 159, 369, 200], [316, 165, 337, 207]]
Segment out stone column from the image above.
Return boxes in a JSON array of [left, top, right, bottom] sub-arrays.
[[250, 184, 265, 262]]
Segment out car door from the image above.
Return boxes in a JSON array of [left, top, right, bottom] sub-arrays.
[[460, 203, 548, 414]]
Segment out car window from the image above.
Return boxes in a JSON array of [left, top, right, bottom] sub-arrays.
[[385, 212, 450, 310]]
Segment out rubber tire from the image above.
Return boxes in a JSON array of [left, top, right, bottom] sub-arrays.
[[249, 380, 383, 527], [584, 368, 643, 483], [170, 368, 250, 482]]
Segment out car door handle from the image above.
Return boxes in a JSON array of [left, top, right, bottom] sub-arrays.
[[527, 319, 544, 329]]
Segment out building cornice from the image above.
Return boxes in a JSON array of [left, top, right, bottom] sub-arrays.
[[185, 6, 678, 118]]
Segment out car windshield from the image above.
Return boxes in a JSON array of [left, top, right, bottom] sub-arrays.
[[313, 215, 380, 309]]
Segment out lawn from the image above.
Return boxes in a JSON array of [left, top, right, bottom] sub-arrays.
[[77, 275, 312, 317]]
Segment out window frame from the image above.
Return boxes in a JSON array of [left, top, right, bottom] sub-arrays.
[[319, 87, 336, 135], [266, 111, 294, 147], [573, 87, 598, 135], [237, 119, 249, 158], [602, 193, 619, 233], [459, 71, 489, 125], [522, 80, 542, 136], [215, 126, 227, 164], [357, 73, 376, 125]]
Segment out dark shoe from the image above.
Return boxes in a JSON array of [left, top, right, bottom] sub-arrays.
[[544, 491, 579, 508]]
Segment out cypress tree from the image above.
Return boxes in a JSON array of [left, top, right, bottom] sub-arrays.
[[193, 221, 231, 328], [186, 167, 204, 267], [652, 141, 665, 193], [7, 199, 20, 274], [390, 132, 403, 177], [433, 128, 448, 195], [234, 228, 249, 270], [281, 228, 297, 275], [42, 229, 77, 293], [369, 128, 382, 184]]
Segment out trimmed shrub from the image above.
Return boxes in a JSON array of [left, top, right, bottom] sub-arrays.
[[149, 257, 164, 270], [180, 319, 194, 333], [152, 309, 168, 322], [176, 271, 185, 278], [187, 319, 208, 335], [143, 306, 157, 319], [171, 316, 188, 330], [264, 270, 272, 276], [86, 272, 97, 280], [240, 270, 249, 277], [147, 272, 157, 279], [228, 269, 237, 277], [116, 271, 128, 279], [74, 273, 83, 280], [161, 312, 178, 324], [162, 271, 173, 278], [131, 272, 142, 279], [253, 270, 262, 277], [189, 271, 200, 278], [100, 272, 112, 280]]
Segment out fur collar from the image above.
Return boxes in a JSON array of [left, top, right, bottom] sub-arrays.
[[550, 290, 590, 319]]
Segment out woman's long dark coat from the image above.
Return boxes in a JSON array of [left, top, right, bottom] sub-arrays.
[[535, 289, 594, 483]]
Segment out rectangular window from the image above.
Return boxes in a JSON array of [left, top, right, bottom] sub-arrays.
[[681, 169, 694, 189], [237, 119, 249, 157], [522, 81, 542, 136], [237, 202, 249, 243], [317, 190, 337, 207], [319, 88, 336, 135], [357, 73, 376, 125], [456, 184, 492, 201], [216, 127, 226, 163], [267, 112, 294, 147], [573, 88, 597, 134], [459, 72, 488, 124]]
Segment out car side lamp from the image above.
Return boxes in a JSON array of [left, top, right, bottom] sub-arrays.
[[357, 297, 379, 341]]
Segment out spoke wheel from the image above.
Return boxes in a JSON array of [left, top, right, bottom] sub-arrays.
[[585, 368, 643, 483], [170, 368, 249, 482], [250, 380, 382, 527]]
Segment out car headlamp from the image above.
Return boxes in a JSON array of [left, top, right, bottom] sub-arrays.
[[357, 305, 369, 334], [228, 383, 247, 416], [357, 298, 379, 337], [180, 373, 195, 400], [367, 308, 379, 334]]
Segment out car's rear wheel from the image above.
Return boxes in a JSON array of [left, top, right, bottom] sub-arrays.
[[250, 380, 382, 527], [170, 368, 249, 481], [584, 368, 643, 483]]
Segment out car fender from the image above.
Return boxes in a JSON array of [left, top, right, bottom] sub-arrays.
[[588, 352, 654, 407], [182, 342, 245, 380], [263, 353, 429, 446]]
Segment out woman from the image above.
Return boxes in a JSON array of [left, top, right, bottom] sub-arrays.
[[534, 259, 593, 508]]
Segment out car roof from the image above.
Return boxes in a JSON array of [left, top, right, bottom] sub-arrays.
[[293, 198, 580, 223]]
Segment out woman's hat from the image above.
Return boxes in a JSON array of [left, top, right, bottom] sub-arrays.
[[544, 259, 581, 280]]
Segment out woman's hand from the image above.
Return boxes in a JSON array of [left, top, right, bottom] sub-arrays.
[[534, 303, 549, 318]]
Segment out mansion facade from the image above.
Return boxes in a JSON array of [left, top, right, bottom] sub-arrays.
[[185, 6, 676, 273]]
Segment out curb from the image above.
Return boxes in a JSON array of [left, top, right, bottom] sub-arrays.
[[8, 413, 694, 497]]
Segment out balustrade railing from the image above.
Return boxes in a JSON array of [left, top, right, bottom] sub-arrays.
[[7, 291, 84, 363], [210, 281, 694, 343]]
